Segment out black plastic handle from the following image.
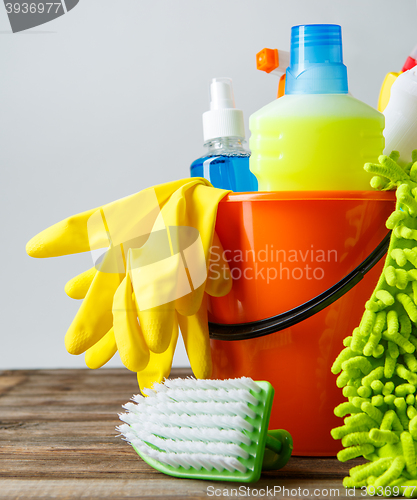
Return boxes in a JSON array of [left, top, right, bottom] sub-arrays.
[[208, 232, 391, 341]]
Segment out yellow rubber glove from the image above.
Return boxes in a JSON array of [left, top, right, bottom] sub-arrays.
[[77, 230, 230, 374], [110, 182, 232, 387], [122, 182, 232, 388], [26, 178, 232, 387], [26, 178, 203, 357]]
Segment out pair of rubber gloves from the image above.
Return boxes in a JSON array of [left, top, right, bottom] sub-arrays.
[[26, 178, 232, 390]]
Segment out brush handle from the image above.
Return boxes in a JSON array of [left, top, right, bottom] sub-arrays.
[[262, 429, 293, 471]]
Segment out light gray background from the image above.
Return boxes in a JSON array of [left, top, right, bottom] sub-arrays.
[[1, 0, 416, 371]]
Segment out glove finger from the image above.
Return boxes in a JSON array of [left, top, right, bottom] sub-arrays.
[[65, 250, 124, 355], [26, 179, 198, 259], [85, 327, 117, 369], [136, 304, 175, 354], [205, 231, 232, 298], [137, 320, 179, 392], [26, 207, 98, 258], [129, 248, 176, 354], [65, 267, 97, 300], [113, 274, 150, 372], [177, 294, 212, 380]]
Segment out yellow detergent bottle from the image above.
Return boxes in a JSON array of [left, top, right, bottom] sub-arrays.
[[249, 24, 385, 192]]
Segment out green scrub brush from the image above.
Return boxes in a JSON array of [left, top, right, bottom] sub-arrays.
[[118, 377, 293, 482], [332, 151, 417, 497]]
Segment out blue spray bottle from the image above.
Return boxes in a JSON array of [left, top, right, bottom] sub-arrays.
[[190, 77, 258, 192]]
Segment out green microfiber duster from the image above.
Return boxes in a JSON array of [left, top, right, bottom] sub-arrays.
[[332, 151, 417, 498]]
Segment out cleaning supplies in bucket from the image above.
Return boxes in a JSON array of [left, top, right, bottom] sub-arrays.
[[25, 178, 233, 391], [331, 152, 417, 496], [249, 24, 385, 191], [207, 23, 391, 456], [118, 376, 293, 482], [190, 77, 258, 192], [383, 68, 417, 166]]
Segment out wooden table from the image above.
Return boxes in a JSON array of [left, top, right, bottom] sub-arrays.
[[0, 368, 364, 499]]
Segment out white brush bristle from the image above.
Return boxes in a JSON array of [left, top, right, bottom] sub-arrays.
[[118, 377, 263, 474]]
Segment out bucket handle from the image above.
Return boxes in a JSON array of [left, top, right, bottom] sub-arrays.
[[208, 231, 391, 341]]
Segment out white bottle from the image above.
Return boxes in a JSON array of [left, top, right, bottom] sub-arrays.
[[383, 68, 417, 165]]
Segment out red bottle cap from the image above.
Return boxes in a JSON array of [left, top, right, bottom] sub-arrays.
[[402, 56, 417, 73]]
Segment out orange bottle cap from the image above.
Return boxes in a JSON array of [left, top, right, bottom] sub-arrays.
[[256, 48, 279, 73]]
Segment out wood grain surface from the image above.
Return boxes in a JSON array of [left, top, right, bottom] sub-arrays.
[[0, 368, 363, 499]]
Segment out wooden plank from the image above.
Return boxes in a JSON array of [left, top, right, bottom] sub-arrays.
[[0, 420, 118, 438], [0, 449, 355, 478], [0, 408, 125, 422], [0, 393, 142, 406], [0, 374, 27, 396], [0, 478, 361, 499]]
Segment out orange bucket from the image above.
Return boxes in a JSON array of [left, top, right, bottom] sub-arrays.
[[208, 190, 396, 456]]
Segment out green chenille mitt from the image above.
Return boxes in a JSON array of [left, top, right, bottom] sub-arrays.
[[332, 151, 417, 498]]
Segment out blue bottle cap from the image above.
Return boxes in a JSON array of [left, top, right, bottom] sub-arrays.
[[285, 24, 348, 95]]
